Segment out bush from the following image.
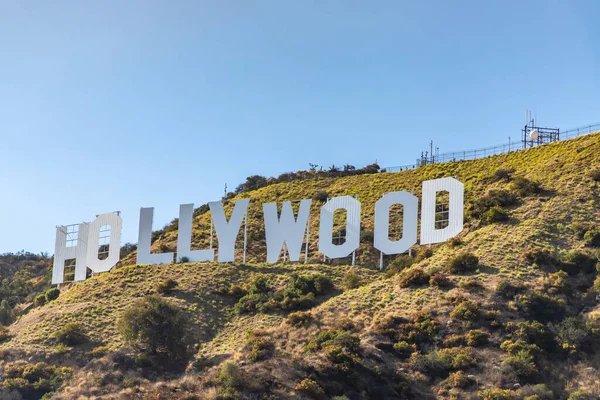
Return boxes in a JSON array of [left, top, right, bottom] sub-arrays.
[[481, 206, 509, 224], [589, 169, 600, 182], [514, 292, 566, 323], [53, 322, 86, 346], [306, 329, 360, 354], [447, 370, 473, 388], [583, 229, 600, 247], [514, 321, 557, 352], [466, 329, 489, 346], [502, 350, 537, 380], [450, 300, 480, 321], [496, 279, 525, 299], [492, 167, 516, 182], [399, 268, 430, 288], [313, 191, 329, 202], [117, 295, 188, 359], [522, 248, 558, 268], [448, 237, 463, 248], [386, 255, 415, 277], [342, 271, 361, 290], [228, 284, 247, 298], [157, 278, 178, 294], [409, 348, 474, 378], [393, 340, 416, 357], [287, 311, 313, 328], [244, 332, 273, 362], [45, 287, 60, 302], [295, 378, 325, 398], [471, 189, 518, 217], [561, 251, 596, 274], [0, 299, 14, 325], [218, 362, 241, 389], [416, 247, 433, 261], [447, 253, 479, 274], [511, 177, 542, 196], [313, 275, 335, 294], [34, 294, 47, 307], [430, 272, 452, 288]]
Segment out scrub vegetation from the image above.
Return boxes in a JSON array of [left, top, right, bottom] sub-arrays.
[[1, 132, 600, 399]]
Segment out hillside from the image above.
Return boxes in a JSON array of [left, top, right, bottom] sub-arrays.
[[2, 133, 600, 400]]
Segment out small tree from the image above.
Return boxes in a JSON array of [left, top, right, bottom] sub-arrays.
[[0, 300, 14, 325], [45, 287, 60, 302], [53, 322, 86, 346], [118, 295, 188, 359]]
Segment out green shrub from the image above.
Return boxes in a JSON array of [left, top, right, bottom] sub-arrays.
[[481, 206, 509, 224], [342, 271, 361, 290], [306, 329, 360, 354], [450, 300, 480, 321], [324, 345, 359, 372], [313, 275, 335, 294], [549, 317, 600, 354], [594, 276, 600, 293], [1, 362, 73, 399], [466, 329, 489, 346], [178, 256, 190, 263], [522, 248, 558, 268], [584, 229, 600, 247], [442, 334, 466, 348], [502, 350, 537, 380], [34, 294, 47, 307], [385, 255, 415, 277], [514, 292, 566, 323], [492, 167, 516, 182], [511, 177, 542, 196], [500, 340, 541, 356], [52, 322, 86, 346], [218, 362, 241, 389], [399, 268, 430, 288], [496, 279, 525, 299], [157, 278, 178, 294], [447, 370, 473, 388], [447, 253, 479, 274], [393, 341, 416, 358], [561, 251, 597, 274], [244, 332, 273, 362], [409, 348, 474, 378], [117, 295, 188, 359], [295, 378, 325, 398], [287, 311, 313, 328], [514, 321, 557, 352], [234, 292, 269, 315], [471, 189, 518, 217], [430, 272, 452, 288], [0, 299, 14, 325], [45, 287, 60, 302]]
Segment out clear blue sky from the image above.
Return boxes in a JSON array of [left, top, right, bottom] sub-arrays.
[[1, 1, 599, 254]]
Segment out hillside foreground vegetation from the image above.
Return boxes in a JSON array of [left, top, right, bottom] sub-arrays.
[[2, 133, 600, 399]]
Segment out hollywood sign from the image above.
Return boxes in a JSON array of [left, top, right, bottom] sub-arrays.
[[52, 177, 464, 284]]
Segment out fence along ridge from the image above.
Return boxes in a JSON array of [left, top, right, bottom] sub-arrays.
[[383, 122, 600, 172]]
